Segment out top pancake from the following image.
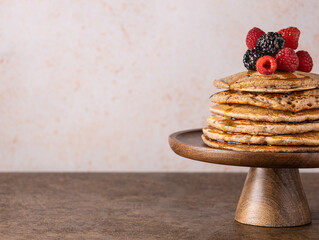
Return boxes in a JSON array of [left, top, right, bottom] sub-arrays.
[[213, 71, 319, 93]]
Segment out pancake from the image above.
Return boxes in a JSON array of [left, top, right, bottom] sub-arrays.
[[209, 104, 319, 123], [202, 134, 319, 152], [203, 126, 319, 146], [211, 89, 319, 112], [207, 114, 319, 135], [213, 71, 319, 93]]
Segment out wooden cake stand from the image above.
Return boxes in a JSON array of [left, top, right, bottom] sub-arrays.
[[169, 129, 319, 228]]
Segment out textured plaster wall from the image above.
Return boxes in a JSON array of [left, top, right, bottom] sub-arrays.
[[0, 0, 318, 171]]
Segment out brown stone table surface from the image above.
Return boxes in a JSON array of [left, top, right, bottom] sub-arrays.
[[0, 173, 318, 239]]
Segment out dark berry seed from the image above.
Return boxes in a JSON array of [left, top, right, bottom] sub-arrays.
[[243, 47, 264, 70], [256, 32, 285, 55]]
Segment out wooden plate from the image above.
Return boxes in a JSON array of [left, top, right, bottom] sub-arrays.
[[169, 129, 319, 168]]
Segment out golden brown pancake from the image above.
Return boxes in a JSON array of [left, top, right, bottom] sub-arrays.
[[202, 134, 319, 152], [203, 126, 319, 146], [207, 114, 319, 135], [211, 89, 319, 112], [213, 71, 319, 93], [209, 104, 319, 123]]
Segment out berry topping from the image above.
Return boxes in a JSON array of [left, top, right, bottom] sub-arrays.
[[256, 32, 285, 55], [296, 50, 313, 72], [275, 48, 299, 72], [278, 27, 300, 50], [246, 27, 265, 50], [243, 47, 265, 70], [256, 56, 277, 75]]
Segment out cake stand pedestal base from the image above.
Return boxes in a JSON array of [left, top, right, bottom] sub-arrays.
[[169, 129, 319, 228], [235, 168, 311, 227]]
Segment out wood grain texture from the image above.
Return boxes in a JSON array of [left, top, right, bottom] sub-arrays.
[[169, 129, 319, 168], [0, 173, 319, 239], [235, 168, 311, 227]]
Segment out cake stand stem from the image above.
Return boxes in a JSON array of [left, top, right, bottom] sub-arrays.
[[235, 167, 311, 227]]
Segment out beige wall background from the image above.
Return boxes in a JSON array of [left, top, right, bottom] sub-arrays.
[[0, 0, 319, 172]]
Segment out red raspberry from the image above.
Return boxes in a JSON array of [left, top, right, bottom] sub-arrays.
[[275, 48, 299, 72], [278, 27, 300, 50], [246, 27, 265, 50], [256, 56, 277, 75], [296, 50, 313, 72]]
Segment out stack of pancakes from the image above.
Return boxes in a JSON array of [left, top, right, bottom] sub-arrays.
[[202, 71, 319, 152]]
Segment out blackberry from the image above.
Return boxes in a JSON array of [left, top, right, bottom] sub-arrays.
[[243, 47, 264, 70], [256, 32, 285, 55]]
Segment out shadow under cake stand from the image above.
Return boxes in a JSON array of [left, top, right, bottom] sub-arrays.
[[168, 128, 319, 228]]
